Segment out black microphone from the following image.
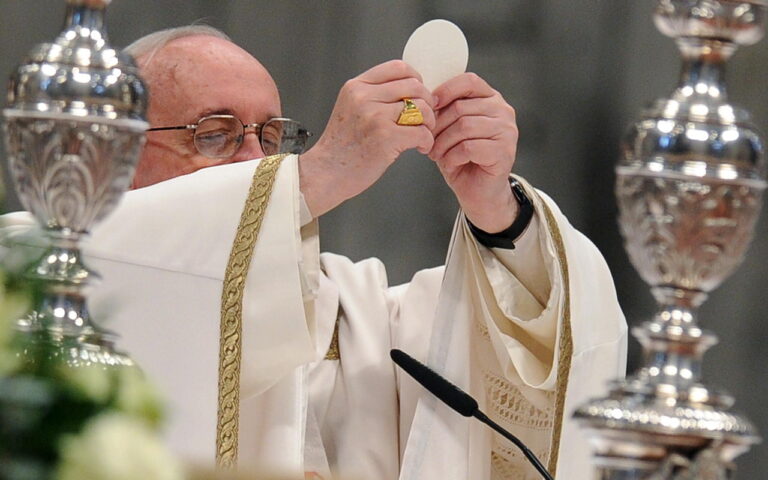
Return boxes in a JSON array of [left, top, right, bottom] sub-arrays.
[[390, 349, 554, 480]]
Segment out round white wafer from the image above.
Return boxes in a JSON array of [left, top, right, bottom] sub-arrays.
[[402, 19, 469, 92]]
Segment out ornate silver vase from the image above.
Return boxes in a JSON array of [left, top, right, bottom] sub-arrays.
[[575, 1, 765, 478], [3, 0, 147, 367]]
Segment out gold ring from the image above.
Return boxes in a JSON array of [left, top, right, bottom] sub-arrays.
[[396, 98, 424, 126]]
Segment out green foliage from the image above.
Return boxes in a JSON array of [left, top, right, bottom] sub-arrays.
[[0, 271, 168, 480]]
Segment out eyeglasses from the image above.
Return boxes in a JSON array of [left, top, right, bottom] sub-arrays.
[[147, 114, 311, 159]]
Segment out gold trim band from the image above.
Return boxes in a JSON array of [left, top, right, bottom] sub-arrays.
[[539, 198, 573, 477], [217, 154, 287, 469]]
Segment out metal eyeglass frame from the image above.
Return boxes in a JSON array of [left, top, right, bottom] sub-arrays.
[[146, 114, 312, 158]]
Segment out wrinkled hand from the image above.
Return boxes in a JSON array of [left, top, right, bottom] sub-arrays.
[[299, 60, 436, 217], [430, 73, 519, 233]]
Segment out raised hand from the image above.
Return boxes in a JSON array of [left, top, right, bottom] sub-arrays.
[[430, 73, 520, 233], [299, 60, 436, 217]]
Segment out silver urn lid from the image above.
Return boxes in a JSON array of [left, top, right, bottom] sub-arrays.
[[6, 0, 147, 123], [621, 0, 767, 187]]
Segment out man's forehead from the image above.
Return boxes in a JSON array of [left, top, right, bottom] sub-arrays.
[[139, 35, 281, 123], [145, 37, 253, 79]]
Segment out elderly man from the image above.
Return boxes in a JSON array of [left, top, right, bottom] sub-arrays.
[[3, 25, 626, 480]]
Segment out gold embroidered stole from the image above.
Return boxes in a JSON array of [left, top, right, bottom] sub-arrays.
[[484, 182, 573, 479], [539, 199, 573, 477], [216, 154, 287, 469]]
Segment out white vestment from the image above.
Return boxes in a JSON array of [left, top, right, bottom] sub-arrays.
[[0, 155, 627, 479]]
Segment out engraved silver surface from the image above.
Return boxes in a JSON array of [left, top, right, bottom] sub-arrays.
[[3, 0, 147, 367], [616, 173, 763, 299], [5, 115, 144, 234], [575, 1, 765, 478]]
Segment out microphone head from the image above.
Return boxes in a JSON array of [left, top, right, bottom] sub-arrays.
[[390, 349, 478, 417]]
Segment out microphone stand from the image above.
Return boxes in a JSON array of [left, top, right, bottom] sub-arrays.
[[390, 349, 554, 480], [473, 410, 553, 480]]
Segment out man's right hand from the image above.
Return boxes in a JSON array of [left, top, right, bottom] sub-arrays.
[[299, 60, 435, 218]]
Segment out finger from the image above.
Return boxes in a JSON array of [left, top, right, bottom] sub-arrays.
[[434, 147, 470, 175], [433, 72, 496, 110], [430, 116, 508, 161], [391, 98, 436, 131], [357, 59, 424, 85], [433, 96, 515, 137], [386, 120, 435, 156], [412, 126, 436, 155], [438, 138, 514, 177], [365, 77, 435, 108], [442, 138, 515, 172]]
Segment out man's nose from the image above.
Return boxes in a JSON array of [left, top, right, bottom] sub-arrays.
[[232, 129, 265, 162]]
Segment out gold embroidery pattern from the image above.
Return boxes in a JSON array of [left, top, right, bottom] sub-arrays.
[[217, 154, 287, 469], [538, 197, 573, 477], [324, 315, 341, 360], [491, 447, 551, 480], [484, 371, 554, 431], [475, 313, 491, 339]]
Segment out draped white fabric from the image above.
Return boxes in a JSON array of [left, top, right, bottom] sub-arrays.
[[0, 156, 627, 479]]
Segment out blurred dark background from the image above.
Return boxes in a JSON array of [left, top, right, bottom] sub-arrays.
[[2, 1, 766, 476]]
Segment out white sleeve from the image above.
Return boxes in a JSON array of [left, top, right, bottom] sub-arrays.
[[478, 213, 551, 316], [461, 182, 623, 390]]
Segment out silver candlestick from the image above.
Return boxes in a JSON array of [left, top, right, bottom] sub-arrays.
[[575, 1, 765, 478], [3, 0, 147, 367]]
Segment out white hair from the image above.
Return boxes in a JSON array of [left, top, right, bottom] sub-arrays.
[[124, 24, 231, 66]]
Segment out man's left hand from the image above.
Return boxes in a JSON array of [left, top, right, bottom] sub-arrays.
[[429, 73, 520, 233]]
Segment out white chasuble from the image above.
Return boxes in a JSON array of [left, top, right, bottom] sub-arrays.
[[0, 155, 627, 479]]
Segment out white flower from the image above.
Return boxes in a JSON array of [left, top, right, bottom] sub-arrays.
[[57, 412, 184, 480]]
